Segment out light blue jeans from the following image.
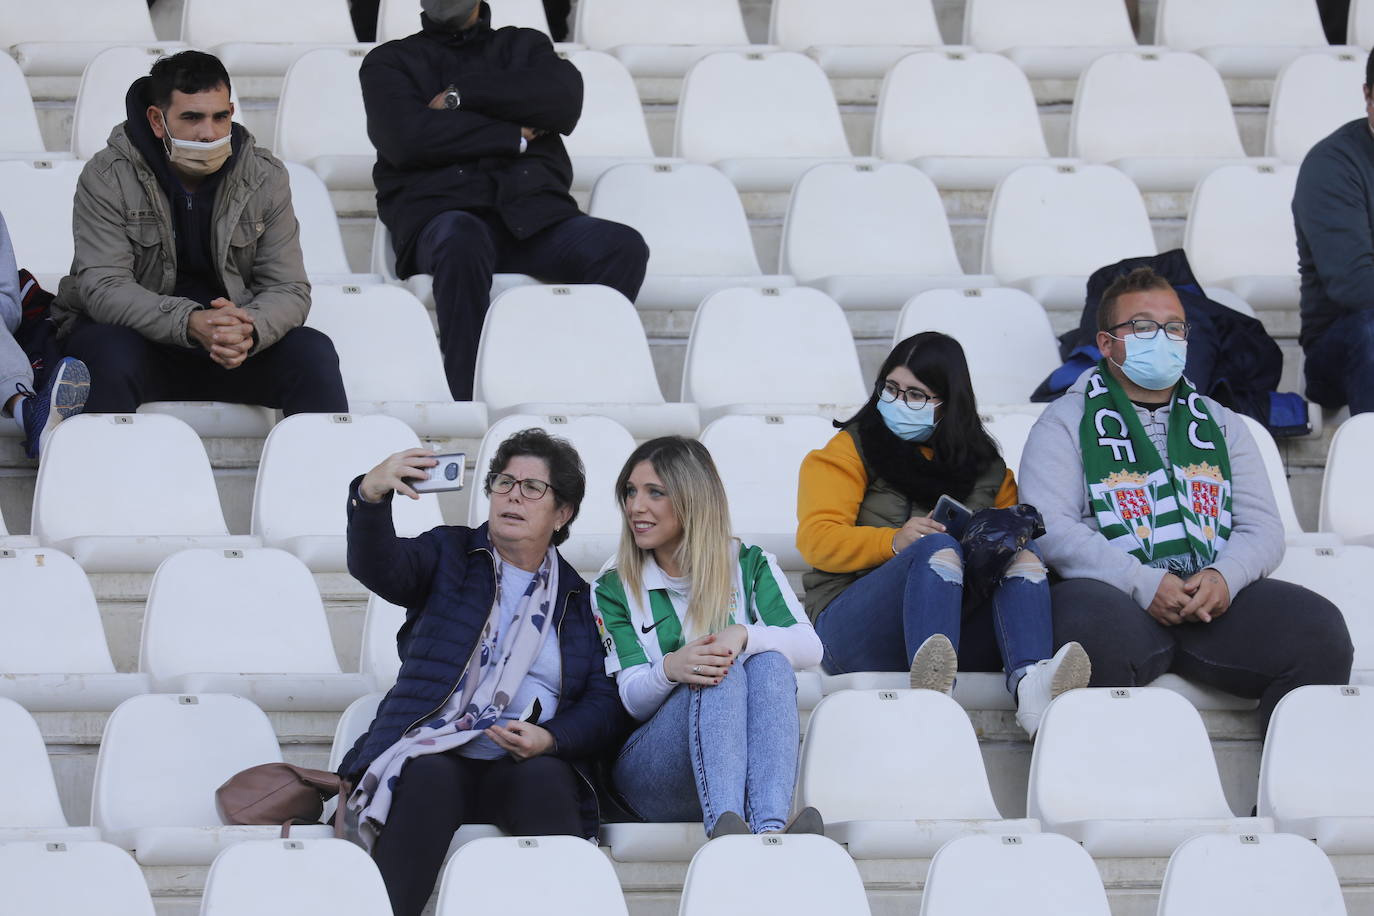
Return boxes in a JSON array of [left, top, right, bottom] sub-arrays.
[[613, 651, 799, 836]]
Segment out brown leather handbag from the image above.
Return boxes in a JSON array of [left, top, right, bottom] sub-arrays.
[[215, 763, 349, 838]]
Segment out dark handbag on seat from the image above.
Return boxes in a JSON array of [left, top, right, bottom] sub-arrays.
[[215, 762, 349, 838], [961, 504, 1046, 604]]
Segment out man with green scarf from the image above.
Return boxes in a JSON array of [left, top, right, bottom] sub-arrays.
[[1020, 267, 1352, 727]]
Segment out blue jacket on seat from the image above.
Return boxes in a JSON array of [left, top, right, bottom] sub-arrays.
[[337, 478, 630, 838]]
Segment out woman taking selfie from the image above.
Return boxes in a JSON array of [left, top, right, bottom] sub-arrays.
[[797, 332, 1089, 738], [594, 436, 824, 837]]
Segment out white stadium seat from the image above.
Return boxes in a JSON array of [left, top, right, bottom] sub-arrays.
[[574, 0, 759, 77], [1237, 415, 1322, 545], [285, 163, 379, 283], [466, 413, 635, 572], [0, 841, 155, 916], [679, 835, 870, 916], [0, 53, 56, 158], [140, 548, 370, 710], [1353, 0, 1374, 47], [779, 162, 995, 306], [963, 0, 1138, 79], [1267, 52, 1368, 163], [1184, 164, 1301, 310], [370, 220, 538, 311], [675, 51, 857, 193], [92, 694, 333, 865], [1028, 687, 1272, 856], [33, 414, 259, 572], [1271, 545, 1374, 683], [0, 547, 151, 711], [873, 51, 1069, 191], [983, 164, 1157, 309], [1070, 51, 1254, 193], [3, 0, 182, 78], [699, 414, 835, 571], [305, 283, 488, 438], [1156, 832, 1348, 915], [1320, 413, 1374, 545], [1259, 685, 1374, 854], [360, 595, 404, 691], [0, 698, 101, 844], [682, 286, 867, 424], [475, 284, 699, 437], [588, 163, 795, 309], [178, 0, 362, 76], [799, 690, 1038, 858], [277, 48, 375, 191], [894, 287, 1060, 409], [251, 413, 442, 572], [437, 836, 629, 916], [768, 0, 943, 78], [918, 833, 1111, 916], [200, 838, 393, 915], [983, 410, 1042, 477], [1156, 0, 1338, 79], [328, 693, 384, 772], [0, 159, 85, 290], [564, 50, 683, 191]]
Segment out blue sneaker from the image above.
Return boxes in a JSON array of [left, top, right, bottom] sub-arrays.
[[21, 357, 91, 459]]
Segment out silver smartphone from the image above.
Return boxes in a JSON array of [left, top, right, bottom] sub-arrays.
[[412, 452, 467, 494]]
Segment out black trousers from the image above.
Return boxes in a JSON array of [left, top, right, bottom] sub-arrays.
[[63, 321, 349, 415], [1050, 577, 1353, 727], [371, 752, 583, 916]]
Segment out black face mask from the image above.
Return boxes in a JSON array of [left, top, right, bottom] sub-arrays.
[[422, 0, 479, 30]]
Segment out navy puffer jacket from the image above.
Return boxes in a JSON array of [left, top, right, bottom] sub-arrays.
[[337, 479, 630, 838]]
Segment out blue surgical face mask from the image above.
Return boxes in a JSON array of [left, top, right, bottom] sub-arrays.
[[876, 395, 939, 443], [1111, 332, 1187, 392]]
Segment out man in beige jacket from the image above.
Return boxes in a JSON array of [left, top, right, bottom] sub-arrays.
[[54, 51, 347, 415]]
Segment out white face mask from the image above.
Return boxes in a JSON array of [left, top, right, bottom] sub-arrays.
[[163, 129, 232, 178]]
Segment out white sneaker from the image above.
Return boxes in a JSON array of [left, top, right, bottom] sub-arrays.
[[1015, 641, 1091, 740], [909, 633, 957, 693]]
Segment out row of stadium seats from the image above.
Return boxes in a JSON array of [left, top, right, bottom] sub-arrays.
[[3, 0, 1372, 79], [5, 685, 1373, 867], [4, 43, 1367, 193], [0, 156, 1303, 316]]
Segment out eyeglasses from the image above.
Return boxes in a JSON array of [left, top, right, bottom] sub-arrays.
[[877, 380, 940, 408], [486, 472, 554, 500], [1107, 319, 1191, 342]]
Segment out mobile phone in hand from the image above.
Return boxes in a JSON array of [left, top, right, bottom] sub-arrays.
[[931, 494, 973, 540], [411, 452, 467, 494]]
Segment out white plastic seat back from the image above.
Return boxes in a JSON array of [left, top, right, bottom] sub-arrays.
[[800, 689, 1004, 821], [0, 841, 156, 916], [141, 548, 344, 678], [466, 413, 636, 572], [0, 547, 119, 675], [983, 164, 1156, 282], [1271, 546, 1374, 680], [276, 49, 374, 189], [873, 51, 1050, 162], [1184, 165, 1300, 283], [1070, 52, 1245, 163], [769, 0, 941, 50], [284, 162, 356, 277], [918, 833, 1111, 916], [895, 288, 1059, 407], [92, 694, 282, 833], [329, 693, 384, 771], [1320, 414, 1374, 544], [0, 54, 48, 154], [0, 160, 86, 283], [589, 163, 762, 276], [983, 411, 1041, 476], [563, 50, 655, 159], [700, 414, 835, 569], [1353, 0, 1374, 47], [437, 835, 629, 915], [0, 0, 157, 45], [1156, 0, 1328, 50], [360, 595, 405, 690], [34, 414, 231, 542], [1267, 53, 1368, 162], [675, 51, 850, 164], [1260, 686, 1374, 825], [683, 286, 866, 418], [200, 838, 394, 915], [1237, 414, 1305, 540], [0, 698, 72, 829], [1157, 832, 1347, 915], [965, 0, 1136, 49], [680, 834, 870, 916], [575, 0, 749, 48], [781, 162, 964, 280], [180, 0, 356, 43], [1028, 687, 1235, 823]]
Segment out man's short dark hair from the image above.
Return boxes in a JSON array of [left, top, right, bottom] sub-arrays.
[[1366, 46, 1374, 91], [485, 427, 586, 546], [148, 51, 232, 110], [1098, 266, 1175, 332]]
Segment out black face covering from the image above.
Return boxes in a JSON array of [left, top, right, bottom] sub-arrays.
[[421, 0, 479, 30]]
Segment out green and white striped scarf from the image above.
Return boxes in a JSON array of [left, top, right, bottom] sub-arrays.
[[1078, 361, 1232, 574]]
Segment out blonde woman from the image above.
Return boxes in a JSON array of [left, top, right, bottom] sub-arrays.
[[593, 437, 824, 838]]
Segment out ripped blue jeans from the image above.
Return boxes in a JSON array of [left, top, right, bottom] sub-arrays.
[[816, 533, 1052, 692]]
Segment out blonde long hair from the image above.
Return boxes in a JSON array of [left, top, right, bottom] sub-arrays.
[[614, 437, 735, 637]]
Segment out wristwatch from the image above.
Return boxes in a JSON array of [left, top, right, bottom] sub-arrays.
[[443, 86, 460, 110]]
